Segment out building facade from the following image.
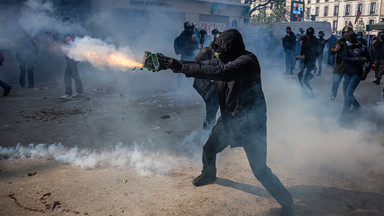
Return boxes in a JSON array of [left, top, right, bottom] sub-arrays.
[[305, 0, 384, 32], [92, 0, 248, 35]]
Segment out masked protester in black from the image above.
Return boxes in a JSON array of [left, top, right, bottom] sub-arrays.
[[158, 29, 294, 216]]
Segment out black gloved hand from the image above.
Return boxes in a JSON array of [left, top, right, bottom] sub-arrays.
[[357, 56, 368, 62], [157, 53, 183, 73], [157, 53, 171, 71]]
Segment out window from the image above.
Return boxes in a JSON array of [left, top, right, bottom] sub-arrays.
[[325, 0, 328, 2], [370, 2, 376, 15], [307, 0, 310, 4], [324, 6, 328, 17], [357, 3, 363, 14], [345, 5, 350, 16], [334, 5, 339, 16], [306, 7, 310, 18], [315, 7, 319, 16], [369, 20, 375, 25], [333, 21, 337, 31], [316, 0, 319, 3]]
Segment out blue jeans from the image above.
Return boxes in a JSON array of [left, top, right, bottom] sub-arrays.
[[342, 74, 361, 114], [331, 73, 343, 99]]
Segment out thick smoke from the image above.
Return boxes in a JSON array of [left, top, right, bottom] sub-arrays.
[[0, 142, 175, 176], [66, 36, 142, 71], [1, 0, 383, 182]]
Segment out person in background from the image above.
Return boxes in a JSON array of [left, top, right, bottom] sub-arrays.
[[371, 32, 384, 85], [0, 49, 12, 96], [59, 17, 84, 101], [297, 34, 316, 99], [316, 31, 328, 76], [327, 33, 337, 66], [340, 31, 371, 121], [193, 29, 220, 129], [15, 33, 38, 88], [158, 29, 294, 216], [282, 27, 296, 75], [330, 26, 353, 101], [173, 21, 199, 89], [356, 31, 367, 46]]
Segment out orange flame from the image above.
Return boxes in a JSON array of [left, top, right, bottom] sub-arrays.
[[86, 51, 142, 69], [107, 54, 143, 68]]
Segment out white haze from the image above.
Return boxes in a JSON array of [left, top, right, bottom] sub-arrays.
[[66, 36, 142, 71], [0, 142, 176, 176], [0, 0, 383, 178]]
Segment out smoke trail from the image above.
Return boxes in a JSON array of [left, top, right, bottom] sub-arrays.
[[0, 142, 175, 176], [66, 36, 143, 71]]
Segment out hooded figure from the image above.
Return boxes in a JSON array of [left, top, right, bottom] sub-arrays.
[[158, 29, 294, 216]]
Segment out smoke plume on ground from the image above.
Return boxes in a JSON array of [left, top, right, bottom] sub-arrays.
[[0, 142, 176, 176]]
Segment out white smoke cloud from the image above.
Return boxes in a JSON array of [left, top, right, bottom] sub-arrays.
[[262, 70, 384, 173], [0, 142, 176, 176], [66, 36, 143, 71]]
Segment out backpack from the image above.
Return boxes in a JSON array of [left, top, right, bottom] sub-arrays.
[[174, 35, 183, 55]]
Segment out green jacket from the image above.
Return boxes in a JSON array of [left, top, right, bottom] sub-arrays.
[[331, 39, 346, 74]]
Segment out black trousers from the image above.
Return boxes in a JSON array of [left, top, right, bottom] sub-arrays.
[[201, 118, 293, 207], [19, 63, 34, 88]]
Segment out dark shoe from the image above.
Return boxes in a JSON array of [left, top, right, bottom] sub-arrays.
[[3, 86, 11, 96], [192, 173, 216, 186], [280, 204, 294, 216], [373, 79, 381, 85], [351, 106, 361, 113]]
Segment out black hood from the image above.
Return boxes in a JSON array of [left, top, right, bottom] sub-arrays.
[[212, 29, 245, 62]]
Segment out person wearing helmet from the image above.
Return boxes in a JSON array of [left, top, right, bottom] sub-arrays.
[[158, 29, 294, 216], [340, 31, 371, 121], [174, 21, 199, 61], [316, 31, 328, 76], [173, 21, 199, 89], [329, 26, 353, 101]]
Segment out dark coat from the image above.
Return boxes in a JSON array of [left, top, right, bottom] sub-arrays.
[[343, 44, 371, 76], [174, 31, 199, 61], [193, 47, 217, 100], [282, 32, 296, 52], [182, 29, 266, 148]]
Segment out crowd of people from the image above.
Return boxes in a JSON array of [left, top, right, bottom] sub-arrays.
[[281, 25, 383, 121]]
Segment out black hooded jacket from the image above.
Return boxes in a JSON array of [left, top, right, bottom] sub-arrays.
[[182, 29, 266, 142]]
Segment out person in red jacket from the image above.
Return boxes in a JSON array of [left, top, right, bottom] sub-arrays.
[[0, 50, 12, 96]]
